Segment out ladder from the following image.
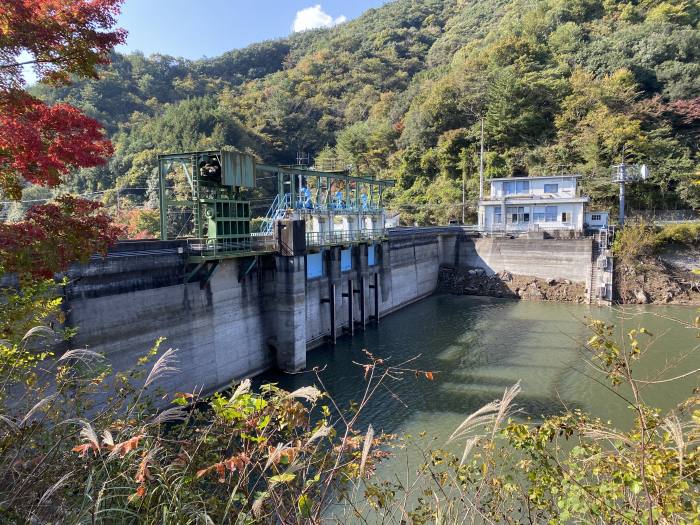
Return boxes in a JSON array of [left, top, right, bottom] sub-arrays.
[[259, 193, 291, 235]]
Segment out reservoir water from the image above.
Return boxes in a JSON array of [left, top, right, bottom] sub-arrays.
[[258, 295, 699, 438]]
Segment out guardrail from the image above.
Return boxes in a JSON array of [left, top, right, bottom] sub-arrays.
[[186, 236, 276, 258], [306, 229, 387, 247], [295, 204, 384, 214], [483, 222, 576, 234], [629, 209, 699, 223], [186, 229, 388, 258]]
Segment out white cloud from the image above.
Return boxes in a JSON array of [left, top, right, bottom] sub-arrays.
[[292, 5, 347, 32]]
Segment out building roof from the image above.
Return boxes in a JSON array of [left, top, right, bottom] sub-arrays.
[[487, 175, 582, 182]]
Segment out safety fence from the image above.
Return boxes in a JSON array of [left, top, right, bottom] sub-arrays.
[[305, 229, 387, 247]]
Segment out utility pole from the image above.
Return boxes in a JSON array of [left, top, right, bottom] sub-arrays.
[[618, 164, 626, 226], [461, 150, 466, 224], [479, 117, 484, 201], [477, 117, 485, 229], [461, 173, 465, 224]]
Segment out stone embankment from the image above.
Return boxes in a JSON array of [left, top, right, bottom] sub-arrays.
[[437, 265, 587, 303], [614, 250, 700, 305]]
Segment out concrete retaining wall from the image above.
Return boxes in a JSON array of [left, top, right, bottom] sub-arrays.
[[66, 257, 275, 396], [457, 237, 593, 283]]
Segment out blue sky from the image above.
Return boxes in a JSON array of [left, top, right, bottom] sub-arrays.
[[115, 1, 390, 59]]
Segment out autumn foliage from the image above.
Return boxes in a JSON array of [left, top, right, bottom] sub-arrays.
[[0, 91, 113, 199], [0, 0, 126, 278], [0, 195, 123, 278], [0, 0, 126, 89], [113, 207, 160, 239]]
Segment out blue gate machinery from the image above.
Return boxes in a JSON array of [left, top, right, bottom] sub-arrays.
[[158, 148, 395, 264]]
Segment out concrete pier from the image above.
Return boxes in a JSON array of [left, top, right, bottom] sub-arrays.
[[272, 255, 306, 372]]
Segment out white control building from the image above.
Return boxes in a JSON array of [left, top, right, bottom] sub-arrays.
[[478, 175, 590, 233]]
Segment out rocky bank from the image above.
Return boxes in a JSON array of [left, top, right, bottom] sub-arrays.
[[614, 248, 700, 305], [437, 265, 587, 303]]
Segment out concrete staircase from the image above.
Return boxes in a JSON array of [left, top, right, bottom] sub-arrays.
[[588, 237, 601, 304], [587, 228, 612, 304]]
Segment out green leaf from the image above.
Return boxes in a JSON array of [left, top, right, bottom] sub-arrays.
[[298, 494, 312, 518], [257, 414, 271, 430], [269, 472, 296, 485]]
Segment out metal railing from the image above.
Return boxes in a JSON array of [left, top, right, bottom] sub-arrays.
[[186, 228, 387, 257], [487, 221, 576, 233], [483, 192, 581, 201], [628, 209, 699, 224], [186, 236, 276, 258], [259, 193, 291, 234], [306, 229, 387, 247], [295, 203, 384, 214]]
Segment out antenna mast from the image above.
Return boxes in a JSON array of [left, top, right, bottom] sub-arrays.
[[611, 162, 649, 227]]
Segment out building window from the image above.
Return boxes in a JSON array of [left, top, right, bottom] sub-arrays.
[[507, 206, 517, 223], [591, 214, 602, 221], [494, 208, 502, 224], [503, 180, 530, 195], [544, 183, 558, 193], [507, 206, 528, 223], [561, 212, 568, 223], [545, 206, 557, 222]]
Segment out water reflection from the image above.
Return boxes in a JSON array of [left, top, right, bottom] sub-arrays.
[[257, 295, 699, 437]]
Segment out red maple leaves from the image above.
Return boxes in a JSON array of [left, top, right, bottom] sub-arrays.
[[667, 97, 700, 125], [0, 91, 113, 199], [0, 195, 124, 278], [0, 0, 126, 89], [0, 1, 127, 279]]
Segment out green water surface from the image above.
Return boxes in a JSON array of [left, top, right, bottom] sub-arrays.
[[259, 295, 699, 436]]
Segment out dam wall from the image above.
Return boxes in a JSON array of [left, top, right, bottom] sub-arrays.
[[60, 232, 592, 397], [63, 232, 444, 396]]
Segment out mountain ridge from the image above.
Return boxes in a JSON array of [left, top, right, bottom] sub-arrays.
[[29, 0, 700, 224]]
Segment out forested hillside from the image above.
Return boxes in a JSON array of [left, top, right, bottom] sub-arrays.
[[31, 0, 700, 225]]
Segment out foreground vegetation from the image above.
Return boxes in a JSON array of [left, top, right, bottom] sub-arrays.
[[1, 279, 698, 523], [612, 219, 699, 265]]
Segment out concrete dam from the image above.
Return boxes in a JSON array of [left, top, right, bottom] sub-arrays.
[[63, 230, 595, 397]]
